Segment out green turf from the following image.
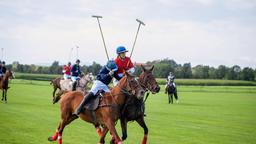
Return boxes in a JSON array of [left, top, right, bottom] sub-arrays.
[[0, 80, 256, 144]]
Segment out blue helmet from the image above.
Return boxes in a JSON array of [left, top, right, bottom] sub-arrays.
[[116, 46, 128, 54], [106, 60, 118, 71]]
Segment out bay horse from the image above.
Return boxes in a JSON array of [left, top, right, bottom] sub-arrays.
[[51, 73, 94, 104], [101, 65, 160, 144], [165, 82, 178, 104], [1, 70, 15, 103], [48, 72, 145, 144]]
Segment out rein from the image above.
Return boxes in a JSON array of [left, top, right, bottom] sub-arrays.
[[98, 77, 135, 109], [138, 74, 152, 103]]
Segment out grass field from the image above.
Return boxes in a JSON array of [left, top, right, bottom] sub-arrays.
[[0, 79, 256, 144]]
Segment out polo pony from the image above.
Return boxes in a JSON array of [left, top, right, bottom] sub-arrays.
[[48, 72, 145, 144], [1, 70, 15, 103]]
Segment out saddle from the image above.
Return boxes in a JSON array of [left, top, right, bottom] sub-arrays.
[[83, 90, 105, 111], [83, 90, 105, 125]]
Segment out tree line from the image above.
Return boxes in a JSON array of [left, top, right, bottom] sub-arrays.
[[7, 59, 256, 81]]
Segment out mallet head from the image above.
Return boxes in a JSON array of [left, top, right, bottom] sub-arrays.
[[136, 19, 145, 26], [92, 15, 103, 18]]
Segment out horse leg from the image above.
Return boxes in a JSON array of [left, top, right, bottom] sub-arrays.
[[52, 87, 57, 103], [95, 125, 103, 137], [136, 116, 148, 144], [98, 126, 109, 144], [168, 93, 170, 104], [53, 90, 63, 104], [48, 114, 77, 144], [174, 90, 179, 103], [2, 90, 4, 101], [4, 90, 7, 103], [171, 94, 173, 104], [105, 120, 122, 144], [120, 118, 128, 141]]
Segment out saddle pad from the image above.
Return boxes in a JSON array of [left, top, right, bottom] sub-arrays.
[[84, 95, 100, 111]]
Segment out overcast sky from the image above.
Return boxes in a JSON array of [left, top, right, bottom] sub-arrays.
[[1, 0, 256, 68]]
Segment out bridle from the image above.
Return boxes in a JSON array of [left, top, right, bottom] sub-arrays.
[[118, 75, 141, 97], [138, 72, 158, 103]]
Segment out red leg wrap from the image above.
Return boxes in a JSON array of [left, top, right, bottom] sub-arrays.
[[141, 135, 148, 144], [58, 133, 62, 144], [96, 127, 102, 137], [51, 130, 58, 141]]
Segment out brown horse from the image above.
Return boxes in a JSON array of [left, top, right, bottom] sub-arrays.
[[1, 70, 15, 103], [101, 65, 160, 144], [48, 72, 145, 144]]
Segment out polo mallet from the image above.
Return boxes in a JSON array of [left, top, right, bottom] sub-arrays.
[[68, 47, 73, 62], [127, 19, 145, 67], [76, 45, 79, 60], [92, 15, 109, 61], [1, 48, 3, 61], [129, 19, 145, 58]]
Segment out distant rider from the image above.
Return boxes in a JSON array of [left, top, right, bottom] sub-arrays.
[[165, 72, 176, 93], [63, 62, 71, 80], [0, 61, 3, 77], [71, 59, 81, 90]]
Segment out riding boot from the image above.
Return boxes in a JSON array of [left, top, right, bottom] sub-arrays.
[[75, 92, 94, 115], [72, 81, 77, 91]]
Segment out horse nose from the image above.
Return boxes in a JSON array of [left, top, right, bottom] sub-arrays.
[[140, 90, 145, 96], [155, 86, 160, 92]]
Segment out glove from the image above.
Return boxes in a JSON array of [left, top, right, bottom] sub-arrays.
[[108, 70, 114, 76]]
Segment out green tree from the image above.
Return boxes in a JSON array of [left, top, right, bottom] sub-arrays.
[[216, 65, 228, 79], [227, 65, 241, 80], [88, 61, 102, 75], [192, 65, 209, 79], [208, 67, 217, 79], [182, 63, 192, 78], [241, 67, 255, 81], [49, 61, 62, 74]]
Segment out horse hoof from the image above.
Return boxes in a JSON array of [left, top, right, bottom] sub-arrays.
[[48, 137, 52, 141], [110, 139, 115, 144], [48, 136, 55, 141]]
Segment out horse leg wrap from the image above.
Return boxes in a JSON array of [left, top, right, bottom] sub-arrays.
[[51, 130, 59, 141], [141, 134, 148, 144], [96, 127, 102, 137], [58, 133, 62, 144], [117, 141, 122, 144]]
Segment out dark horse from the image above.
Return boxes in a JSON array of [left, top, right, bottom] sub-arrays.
[[165, 82, 178, 104], [50, 77, 62, 100], [1, 70, 15, 103], [101, 65, 160, 144], [48, 72, 145, 144]]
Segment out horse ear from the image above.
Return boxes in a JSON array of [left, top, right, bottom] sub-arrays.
[[141, 65, 146, 72], [149, 65, 154, 72]]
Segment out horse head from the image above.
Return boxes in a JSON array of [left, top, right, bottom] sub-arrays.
[[79, 73, 94, 85], [5, 70, 15, 79], [139, 65, 160, 94], [118, 71, 145, 100]]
